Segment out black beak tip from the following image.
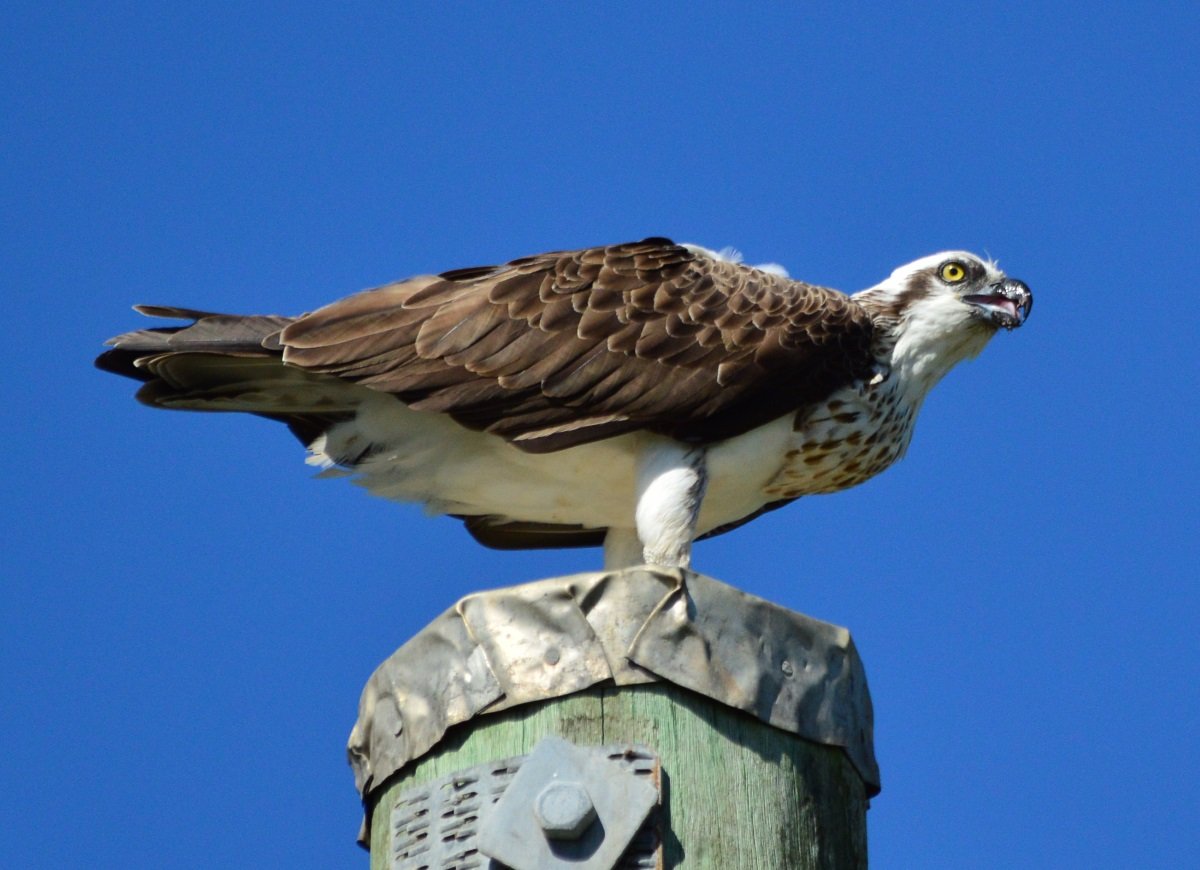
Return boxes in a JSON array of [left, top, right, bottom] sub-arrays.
[[1004, 278, 1033, 328]]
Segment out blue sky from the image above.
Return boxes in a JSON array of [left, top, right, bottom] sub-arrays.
[[3, 3, 1198, 867]]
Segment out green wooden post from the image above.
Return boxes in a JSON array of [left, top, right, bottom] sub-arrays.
[[351, 570, 877, 869], [366, 683, 868, 868]]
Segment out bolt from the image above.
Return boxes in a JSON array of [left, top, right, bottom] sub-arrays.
[[533, 781, 596, 840]]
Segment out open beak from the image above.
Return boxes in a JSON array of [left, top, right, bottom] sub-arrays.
[[964, 278, 1033, 330]]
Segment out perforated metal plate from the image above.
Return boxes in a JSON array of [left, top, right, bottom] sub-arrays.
[[391, 742, 661, 870]]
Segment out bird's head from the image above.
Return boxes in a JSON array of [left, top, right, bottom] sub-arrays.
[[855, 251, 1033, 389]]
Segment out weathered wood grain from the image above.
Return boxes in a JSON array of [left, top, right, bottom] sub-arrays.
[[368, 683, 868, 869]]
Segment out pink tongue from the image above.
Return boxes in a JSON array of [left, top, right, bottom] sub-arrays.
[[995, 298, 1018, 318], [972, 294, 1017, 318]]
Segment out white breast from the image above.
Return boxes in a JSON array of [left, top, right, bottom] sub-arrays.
[[308, 393, 797, 535]]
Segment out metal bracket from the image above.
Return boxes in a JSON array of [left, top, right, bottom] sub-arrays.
[[390, 737, 661, 870], [477, 737, 660, 869]]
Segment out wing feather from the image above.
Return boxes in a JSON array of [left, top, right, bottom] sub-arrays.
[[103, 238, 877, 453], [274, 238, 876, 449]]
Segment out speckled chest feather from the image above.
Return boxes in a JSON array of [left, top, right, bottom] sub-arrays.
[[766, 375, 916, 498]]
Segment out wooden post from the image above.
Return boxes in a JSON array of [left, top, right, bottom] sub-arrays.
[[350, 571, 878, 868], [367, 683, 868, 868]]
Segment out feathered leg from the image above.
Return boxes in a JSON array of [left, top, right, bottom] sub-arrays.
[[634, 443, 708, 568]]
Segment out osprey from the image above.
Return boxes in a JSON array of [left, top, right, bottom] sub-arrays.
[[97, 238, 1031, 569]]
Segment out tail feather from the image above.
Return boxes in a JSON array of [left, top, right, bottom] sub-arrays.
[[98, 307, 292, 364], [96, 306, 360, 445]]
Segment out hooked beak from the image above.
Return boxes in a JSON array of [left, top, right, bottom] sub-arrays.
[[964, 278, 1033, 330]]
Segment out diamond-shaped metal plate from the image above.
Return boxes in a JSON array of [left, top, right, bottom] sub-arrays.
[[391, 742, 660, 870]]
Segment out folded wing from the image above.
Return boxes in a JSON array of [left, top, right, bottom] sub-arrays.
[[278, 237, 877, 451]]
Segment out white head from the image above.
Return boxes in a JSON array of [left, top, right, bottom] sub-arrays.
[[855, 251, 1033, 393]]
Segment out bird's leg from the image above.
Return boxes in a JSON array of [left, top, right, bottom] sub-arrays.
[[603, 527, 644, 570], [634, 442, 708, 568]]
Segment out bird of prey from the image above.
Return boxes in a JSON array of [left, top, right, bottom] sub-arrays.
[[97, 237, 1031, 569]]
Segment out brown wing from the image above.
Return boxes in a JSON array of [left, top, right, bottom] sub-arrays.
[[280, 238, 877, 452]]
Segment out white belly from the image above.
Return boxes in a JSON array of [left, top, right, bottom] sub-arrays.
[[308, 393, 795, 534]]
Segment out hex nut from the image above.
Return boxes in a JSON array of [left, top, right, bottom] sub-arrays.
[[532, 781, 597, 841]]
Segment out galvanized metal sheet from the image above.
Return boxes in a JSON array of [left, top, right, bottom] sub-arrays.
[[627, 573, 875, 778], [457, 584, 614, 704], [350, 567, 879, 840], [349, 608, 504, 796]]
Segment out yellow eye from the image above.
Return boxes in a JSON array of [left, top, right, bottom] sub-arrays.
[[939, 261, 967, 283]]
